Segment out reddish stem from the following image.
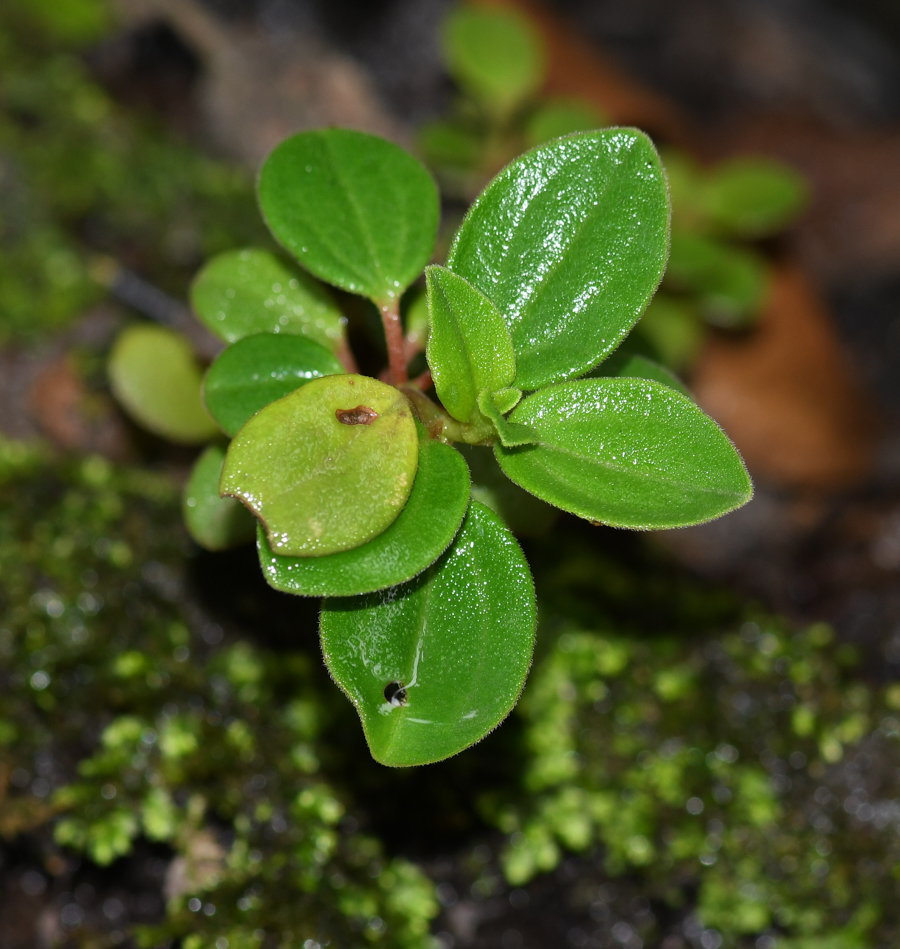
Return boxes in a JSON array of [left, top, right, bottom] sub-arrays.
[[412, 368, 432, 391], [336, 337, 359, 374], [380, 299, 408, 386]]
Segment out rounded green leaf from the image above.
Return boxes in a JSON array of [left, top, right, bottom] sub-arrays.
[[320, 500, 536, 767], [190, 249, 346, 350], [702, 157, 808, 238], [425, 265, 516, 425], [667, 233, 767, 329], [447, 129, 670, 390], [108, 325, 218, 445], [442, 6, 545, 115], [258, 129, 439, 305], [495, 378, 752, 528], [220, 374, 418, 557], [183, 444, 256, 551], [258, 427, 470, 596], [203, 333, 344, 437], [525, 98, 607, 147]]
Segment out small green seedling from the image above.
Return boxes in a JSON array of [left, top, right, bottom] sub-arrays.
[[109, 126, 752, 766], [418, 5, 607, 200], [420, 3, 809, 374]]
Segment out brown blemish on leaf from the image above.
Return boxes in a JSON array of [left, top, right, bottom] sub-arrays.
[[336, 405, 379, 425]]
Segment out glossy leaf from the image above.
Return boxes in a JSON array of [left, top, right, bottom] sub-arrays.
[[190, 248, 345, 350], [320, 500, 536, 767], [703, 157, 808, 238], [596, 351, 689, 398], [495, 378, 752, 529], [425, 266, 516, 425], [448, 129, 670, 389], [183, 444, 256, 551], [108, 325, 218, 445], [258, 129, 439, 305], [525, 98, 606, 147], [258, 426, 470, 596], [667, 233, 767, 329], [221, 374, 418, 557], [203, 333, 343, 437], [442, 6, 544, 115]]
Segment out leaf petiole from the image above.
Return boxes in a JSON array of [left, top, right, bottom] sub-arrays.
[[380, 299, 408, 386]]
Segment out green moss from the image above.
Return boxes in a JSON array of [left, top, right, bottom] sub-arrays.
[[490, 563, 900, 946], [0, 1, 267, 343]]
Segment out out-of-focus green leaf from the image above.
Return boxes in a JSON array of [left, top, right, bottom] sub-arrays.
[[258, 129, 439, 305], [220, 374, 418, 557], [595, 351, 690, 397], [703, 157, 808, 238], [525, 99, 606, 147], [108, 324, 218, 445], [667, 233, 768, 328], [258, 426, 469, 596], [183, 444, 256, 551], [634, 295, 706, 372], [448, 130, 670, 389], [442, 6, 545, 115], [417, 120, 483, 170], [190, 248, 345, 350], [495, 378, 752, 528], [320, 500, 536, 766], [203, 333, 343, 436]]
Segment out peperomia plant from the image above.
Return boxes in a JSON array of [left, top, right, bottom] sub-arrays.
[[110, 126, 753, 766]]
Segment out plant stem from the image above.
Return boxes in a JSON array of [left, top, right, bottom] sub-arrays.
[[380, 299, 407, 386], [400, 386, 495, 445]]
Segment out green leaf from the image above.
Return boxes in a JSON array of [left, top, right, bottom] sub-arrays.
[[495, 378, 752, 528], [425, 266, 516, 425], [258, 129, 439, 305], [667, 233, 767, 328], [442, 6, 545, 115], [448, 130, 670, 389], [190, 248, 346, 350], [596, 351, 690, 398], [183, 444, 257, 551], [417, 120, 483, 171], [108, 324, 218, 445], [634, 295, 705, 372], [221, 374, 418, 557], [203, 333, 343, 436], [258, 425, 470, 596], [320, 500, 536, 767], [525, 98, 607, 147], [477, 389, 537, 448], [702, 157, 808, 238]]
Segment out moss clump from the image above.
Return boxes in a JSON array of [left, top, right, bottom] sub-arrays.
[[0, 0, 267, 343], [0, 438, 438, 948], [491, 544, 900, 946]]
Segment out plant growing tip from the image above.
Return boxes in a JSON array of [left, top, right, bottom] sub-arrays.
[[109, 124, 753, 767]]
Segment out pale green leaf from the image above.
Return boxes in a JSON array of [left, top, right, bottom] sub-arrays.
[[183, 444, 256, 551], [258, 425, 470, 596], [220, 374, 418, 557], [190, 248, 346, 350], [108, 324, 218, 445]]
